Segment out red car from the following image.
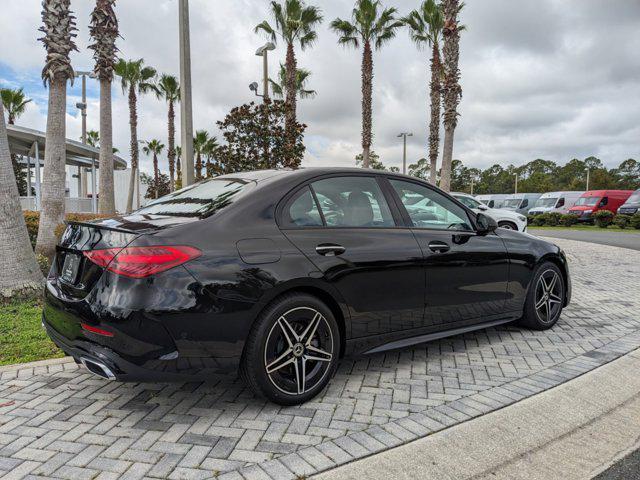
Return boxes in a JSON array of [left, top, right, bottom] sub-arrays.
[[568, 190, 634, 221]]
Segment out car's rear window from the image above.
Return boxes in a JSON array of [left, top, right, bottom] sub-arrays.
[[135, 178, 251, 217]]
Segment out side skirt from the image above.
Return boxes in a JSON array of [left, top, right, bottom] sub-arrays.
[[360, 317, 517, 356]]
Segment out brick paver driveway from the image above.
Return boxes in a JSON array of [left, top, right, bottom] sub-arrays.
[[1, 239, 639, 480]]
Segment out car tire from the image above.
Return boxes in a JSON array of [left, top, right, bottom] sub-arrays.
[[498, 221, 518, 230], [240, 293, 340, 405], [518, 261, 565, 330]]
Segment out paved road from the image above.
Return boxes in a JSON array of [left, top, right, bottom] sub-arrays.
[[532, 228, 640, 250], [1, 239, 639, 480], [594, 446, 640, 480]]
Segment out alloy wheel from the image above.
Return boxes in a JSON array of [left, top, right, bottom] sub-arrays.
[[264, 307, 334, 396], [534, 269, 563, 323]]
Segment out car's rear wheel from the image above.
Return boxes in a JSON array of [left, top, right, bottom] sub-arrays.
[[498, 221, 518, 230], [518, 262, 564, 330], [241, 293, 340, 405]]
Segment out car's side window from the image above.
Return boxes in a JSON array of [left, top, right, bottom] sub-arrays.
[[283, 186, 323, 228], [310, 176, 395, 228], [556, 197, 565, 208], [456, 195, 481, 209], [390, 179, 473, 231]]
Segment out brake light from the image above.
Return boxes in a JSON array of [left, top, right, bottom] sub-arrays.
[[83, 245, 202, 278], [81, 323, 114, 337]]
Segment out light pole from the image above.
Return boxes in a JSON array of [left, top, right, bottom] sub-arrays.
[[255, 42, 275, 101], [75, 70, 96, 199], [470, 177, 474, 195], [514, 173, 518, 194], [397, 132, 413, 174], [179, 0, 195, 187], [585, 167, 590, 191]]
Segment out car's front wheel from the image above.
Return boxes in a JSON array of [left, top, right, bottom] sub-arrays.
[[498, 221, 518, 230], [518, 262, 565, 330], [241, 293, 340, 405]]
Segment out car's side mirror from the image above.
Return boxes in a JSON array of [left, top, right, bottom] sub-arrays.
[[476, 212, 498, 235], [477, 204, 488, 211]]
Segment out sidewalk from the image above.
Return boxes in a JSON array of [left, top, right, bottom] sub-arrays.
[[314, 348, 640, 480]]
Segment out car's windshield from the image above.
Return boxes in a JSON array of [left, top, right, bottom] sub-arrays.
[[626, 191, 640, 203], [502, 198, 522, 208], [135, 178, 251, 217], [574, 196, 599, 206], [534, 197, 558, 208]]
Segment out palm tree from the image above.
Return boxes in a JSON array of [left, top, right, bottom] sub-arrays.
[[114, 58, 157, 212], [440, 0, 463, 192], [1, 88, 32, 195], [193, 130, 210, 181], [270, 64, 317, 99], [0, 101, 43, 299], [89, 0, 119, 214], [331, 0, 403, 169], [36, 0, 78, 259], [156, 74, 180, 192], [255, 0, 323, 165], [142, 139, 164, 199], [403, 0, 443, 185], [175, 145, 182, 188], [204, 136, 220, 178], [85, 129, 100, 148]]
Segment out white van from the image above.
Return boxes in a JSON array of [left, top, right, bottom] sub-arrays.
[[475, 194, 510, 209], [528, 191, 585, 215]]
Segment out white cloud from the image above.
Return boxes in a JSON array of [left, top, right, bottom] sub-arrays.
[[0, 0, 638, 176]]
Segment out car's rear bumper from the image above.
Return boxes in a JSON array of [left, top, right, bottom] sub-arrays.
[[43, 313, 240, 381]]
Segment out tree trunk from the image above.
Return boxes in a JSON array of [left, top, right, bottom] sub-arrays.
[[176, 152, 181, 186], [167, 99, 175, 192], [0, 102, 43, 300], [35, 76, 67, 260], [440, 0, 462, 193], [98, 78, 115, 214], [284, 42, 298, 168], [429, 42, 442, 186], [125, 86, 138, 213], [153, 152, 159, 199], [361, 41, 373, 169], [195, 152, 202, 180]]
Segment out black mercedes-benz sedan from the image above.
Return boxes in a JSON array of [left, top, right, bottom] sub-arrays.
[[43, 168, 571, 405]]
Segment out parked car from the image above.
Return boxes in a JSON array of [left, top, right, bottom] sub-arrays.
[[568, 190, 634, 221], [527, 191, 585, 215], [452, 192, 528, 231], [617, 189, 640, 215], [43, 169, 571, 405], [475, 194, 510, 209], [501, 193, 542, 215]]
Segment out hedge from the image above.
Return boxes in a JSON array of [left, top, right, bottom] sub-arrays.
[[23, 211, 110, 249], [528, 211, 640, 229]]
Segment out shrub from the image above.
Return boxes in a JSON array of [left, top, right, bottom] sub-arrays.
[[613, 215, 630, 229], [22, 212, 109, 250], [559, 214, 579, 227], [531, 213, 548, 226], [630, 213, 640, 230], [594, 210, 614, 228], [545, 212, 562, 226]]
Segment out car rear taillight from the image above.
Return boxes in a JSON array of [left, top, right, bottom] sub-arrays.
[[83, 245, 202, 279], [81, 323, 114, 337]]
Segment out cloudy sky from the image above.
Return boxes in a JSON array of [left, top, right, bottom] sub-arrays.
[[1, 0, 639, 176]]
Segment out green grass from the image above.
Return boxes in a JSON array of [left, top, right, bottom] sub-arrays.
[[0, 300, 64, 366], [529, 225, 640, 233]]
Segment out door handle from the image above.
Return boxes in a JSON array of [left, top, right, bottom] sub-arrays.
[[428, 241, 450, 253], [315, 244, 346, 256]]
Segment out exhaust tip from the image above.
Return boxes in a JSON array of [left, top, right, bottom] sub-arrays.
[[80, 357, 116, 381]]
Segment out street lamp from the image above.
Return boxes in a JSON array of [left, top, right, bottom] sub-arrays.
[[179, 0, 195, 187], [75, 70, 96, 198], [585, 167, 590, 191], [514, 173, 519, 194], [249, 82, 263, 98], [397, 132, 413, 174], [255, 42, 276, 100]]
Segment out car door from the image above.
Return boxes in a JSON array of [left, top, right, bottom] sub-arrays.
[[279, 175, 425, 338], [386, 178, 510, 328]]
